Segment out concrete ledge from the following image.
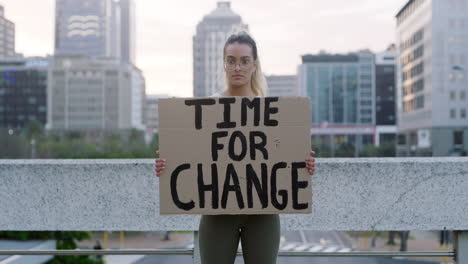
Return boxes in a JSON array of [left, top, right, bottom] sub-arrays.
[[0, 158, 467, 231]]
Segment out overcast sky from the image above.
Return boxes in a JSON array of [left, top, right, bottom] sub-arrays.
[[0, 0, 408, 97]]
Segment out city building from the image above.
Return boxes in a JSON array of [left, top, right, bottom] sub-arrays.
[[0, 57, 49, 128], [375, 45, 397, 146], [47, 55, 145, 131], [396, 0, 468, 156], [119, 0, 136, 64], [0, 5, 15, 57], [54, 0, 135, 62], [193, 2, 248, 97], [298, 50, 377, 157], [266, 75, 298, 97], [144, 94, 169, 133]]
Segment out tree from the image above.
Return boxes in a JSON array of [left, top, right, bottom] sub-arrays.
[[0, 231, 103, 264], [335, 142, 355, 157], [23, 120, 44, 140], [386, 231, 397, 245], [359, 144, 380, 157], [398, 231, 410, 251]]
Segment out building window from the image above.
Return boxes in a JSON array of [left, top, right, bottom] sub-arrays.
[[454, 131, 463, 145], [450, 109, 456, 118], [461, 91, 466, 100], [416, 95, 424, 109], [450, 91, 456, 100], [462, 109, 467, 119], [449, 73, 455, 81]]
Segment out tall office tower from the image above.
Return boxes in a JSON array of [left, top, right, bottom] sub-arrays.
[[375, 45, 398, 146], [55, 0, 133, 60], [298, 51, 376, 157], [119, 0, 136, 64], [193, 2, 248, 97], [47, 55, 145, 131], [266, 75, 298, 97], [396, 0, 468, 157], [0, 5, 16, 57], [0, 57, 49, 128]]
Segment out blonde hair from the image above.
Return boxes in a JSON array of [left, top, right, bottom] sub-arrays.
[[223, 30, 267, 96]]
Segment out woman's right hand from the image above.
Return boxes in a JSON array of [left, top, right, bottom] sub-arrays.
[[155, 151, 166, 177]]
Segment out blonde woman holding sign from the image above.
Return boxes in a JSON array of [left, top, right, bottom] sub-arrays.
[[155, 31, 316, 264]]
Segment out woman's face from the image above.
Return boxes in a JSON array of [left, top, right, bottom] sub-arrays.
[[224, 42, 257, 88]]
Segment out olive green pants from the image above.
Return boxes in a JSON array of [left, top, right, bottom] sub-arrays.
[[198, 214, 280, 264]]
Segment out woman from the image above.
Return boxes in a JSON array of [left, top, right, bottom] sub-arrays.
[[155, 31, 316, 264]]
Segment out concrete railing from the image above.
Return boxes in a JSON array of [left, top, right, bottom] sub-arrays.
[[1, 158, 468, 263]]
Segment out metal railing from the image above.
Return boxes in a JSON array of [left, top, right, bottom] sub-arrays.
[[0, 249, 455, 257]]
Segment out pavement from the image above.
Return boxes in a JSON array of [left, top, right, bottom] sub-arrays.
[[76, 230, 452, 264], [349, 231, 453, 263], [77, 231, 193, 264]]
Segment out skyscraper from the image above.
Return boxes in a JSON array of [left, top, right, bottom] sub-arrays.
[[119, 0, 136, 64], [55, 0, 113, 57], [54, 0, 135, 62], [0, 5, 15, 57], [395, 0, 468, 157], [193, 2, 248, 97]]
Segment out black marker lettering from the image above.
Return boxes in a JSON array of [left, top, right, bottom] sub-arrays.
[[241, 97, 260, 126], [270, 161, 288, 210], [249, 131, 268, 160], [228, 131, 247, 161], [217, 98, 236, 129], [170, 163, 195, 211], [221, 163, 245, 209], [185, 99, 216, 129], [246, 163, 268, 208], [264, 97, 279, 126], [211, 131, 228, 161], [198, 163, 219, 209], [291, 162, 308, 210]]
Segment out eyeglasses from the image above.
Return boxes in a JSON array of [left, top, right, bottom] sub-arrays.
[[224, 58, 255, 71]]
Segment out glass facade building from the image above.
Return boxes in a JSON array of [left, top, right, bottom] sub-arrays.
[[0, 58, 48, 128], [299, 52, 375, 126], [298, 51, 376, 157]]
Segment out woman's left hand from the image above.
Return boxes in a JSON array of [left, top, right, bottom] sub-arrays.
[[306, 151, 316, 175]]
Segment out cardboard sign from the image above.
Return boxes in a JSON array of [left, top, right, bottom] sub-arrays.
[[159, 97, 312, 215]]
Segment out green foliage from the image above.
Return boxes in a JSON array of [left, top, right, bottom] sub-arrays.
[[23, 120, 44, 140], [0, 129, 30, 158], [311, 138, 332, 157], [335, 142, 355, 157], [0, 127, 159, 159], [360, 142, 396, 157], [0, 231, 55, 240], [46, 232, 104, 264], [0, 231, 103, 264]]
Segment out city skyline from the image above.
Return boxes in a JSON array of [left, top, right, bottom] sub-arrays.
[[1, 0, 407, 97]]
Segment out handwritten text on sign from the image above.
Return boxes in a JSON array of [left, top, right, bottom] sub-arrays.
[[159, 97, 312, 215]]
